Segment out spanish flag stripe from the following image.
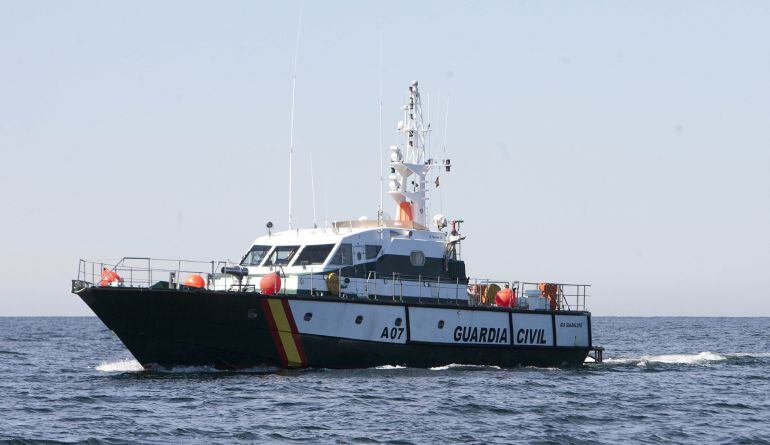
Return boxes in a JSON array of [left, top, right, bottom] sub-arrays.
[[281, 299, 308, 364], [267, 299, 304, 367], [259, 299, 288, 366]]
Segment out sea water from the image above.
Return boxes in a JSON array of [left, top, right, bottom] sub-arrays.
[[0, 317, 768, 444]]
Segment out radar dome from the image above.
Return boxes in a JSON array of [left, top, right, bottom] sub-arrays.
[[433, 214, 447, 230]]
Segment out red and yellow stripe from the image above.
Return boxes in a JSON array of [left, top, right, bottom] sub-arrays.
[[261, 298, 307, 368]]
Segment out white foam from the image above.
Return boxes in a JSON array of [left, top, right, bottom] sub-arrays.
[[638, 351, 726, 365], [375, 365, 406, 370], [95, 359, 144, 372], [429, 365, 451, 370], [429, 363, 501, 371], [95, 360, 282, 373], [598, 351, 728, 367]]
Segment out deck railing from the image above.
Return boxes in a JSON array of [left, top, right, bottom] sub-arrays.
[[75, 257, 240, 291], [74, 258, 590, 311]]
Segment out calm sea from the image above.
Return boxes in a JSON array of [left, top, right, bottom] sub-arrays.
[[0, 317, 768, 444]]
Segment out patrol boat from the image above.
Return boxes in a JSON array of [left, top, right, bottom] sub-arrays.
[[72, 81, 603, 369]]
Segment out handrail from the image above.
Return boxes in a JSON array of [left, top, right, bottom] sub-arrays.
[[76, 257, 235, 291], [75, 257, 590, 310]]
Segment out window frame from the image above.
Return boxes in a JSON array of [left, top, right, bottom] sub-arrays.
[[292, 244, 336, 267], [329, 243, 353, 266], [240, 245, 273, 267], [365, 244, 382, 260], [409, 250, 426, 267], [262, 245, 301, 267]]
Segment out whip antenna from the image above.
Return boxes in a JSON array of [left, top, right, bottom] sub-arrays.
[[288, 7, 303, 230], [377, 32, 384, 225], [440, 95, 449, 215], [310, 152, 317, 228], [323, 185, 329, 228]]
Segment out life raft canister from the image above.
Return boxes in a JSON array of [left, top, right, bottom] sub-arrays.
[[99, 268, 122, 286], [260, 273, 282, 295], [184, 274, 206, 288], [495, 287, 515, 307]]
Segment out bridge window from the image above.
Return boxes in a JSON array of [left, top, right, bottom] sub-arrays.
[[365, 245, 382, 260], [240, 245, 272, 266], [330, 244, 353, 266], [410, 250, 426, 267], [295, 244, 335, 266], [263, 245, 299, 266]]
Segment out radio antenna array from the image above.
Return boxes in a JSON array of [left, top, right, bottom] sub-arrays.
[[288, 7, 303, 230]]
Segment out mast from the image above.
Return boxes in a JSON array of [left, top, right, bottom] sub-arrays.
[[388, 81, 431, 227], [287, 8, 302, 230]]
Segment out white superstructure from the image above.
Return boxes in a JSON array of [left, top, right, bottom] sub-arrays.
[[387, 81, 449, 228], [208, 81, 463, 301], [222, 218, 462, 302]]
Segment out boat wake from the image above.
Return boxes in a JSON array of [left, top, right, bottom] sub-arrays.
[[95, 359, 279, 374], [95, 359, 144, 372], [371, 363, 503, 371], [594, 351, 770, 368], [95, 352, 770, 374], [429, 363, 502, 371]]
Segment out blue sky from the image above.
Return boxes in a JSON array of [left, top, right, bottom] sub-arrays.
[[1, 1, 768, 315]]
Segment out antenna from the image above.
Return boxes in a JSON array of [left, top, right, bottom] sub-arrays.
[[440, 95, 450, 215], [426, 92, 431, 163], [442, 96, 450, 154], [377, 32, 384, 225], [310, 153, 318, 228], [426, 92, 431, 218], [323, 185, 329, 228], [288, 7, 303, 230]]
